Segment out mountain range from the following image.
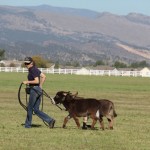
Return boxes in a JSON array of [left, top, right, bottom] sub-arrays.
[[0, 5, 150, 65]]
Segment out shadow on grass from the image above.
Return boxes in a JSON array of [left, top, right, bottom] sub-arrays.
[[56, 126, 99, 130], [21, 123, 42, 128], [21, 124, 100, 130]]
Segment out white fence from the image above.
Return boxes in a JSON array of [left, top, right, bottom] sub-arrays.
[[0, 67, 150, 77]]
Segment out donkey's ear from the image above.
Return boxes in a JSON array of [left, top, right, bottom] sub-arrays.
[[74, 91, 78, 96], [63, 92, 68, 96], [68, 91, 72, 94], [67, 91, 73, 95], [71, 91, 78, 98]]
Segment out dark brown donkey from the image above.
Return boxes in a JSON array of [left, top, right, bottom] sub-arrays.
[[53, 91, 117, 129]]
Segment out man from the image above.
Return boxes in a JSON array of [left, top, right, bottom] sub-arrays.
[[23, 57, 55, 128]]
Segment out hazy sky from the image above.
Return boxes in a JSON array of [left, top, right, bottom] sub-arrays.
[[0, 0, 149, 16]]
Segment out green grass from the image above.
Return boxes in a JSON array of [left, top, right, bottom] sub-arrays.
[[0, 72, 150, 150]]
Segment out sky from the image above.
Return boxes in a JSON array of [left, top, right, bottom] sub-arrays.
[[0, 0, 149, 16]]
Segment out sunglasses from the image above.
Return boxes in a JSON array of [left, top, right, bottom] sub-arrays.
[[24, 62, 31, 65]]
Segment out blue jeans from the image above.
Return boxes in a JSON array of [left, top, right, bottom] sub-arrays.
[[25, 86, 54, 128]]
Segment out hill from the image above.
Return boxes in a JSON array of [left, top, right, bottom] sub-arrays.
[[0, 5, 150, 65]]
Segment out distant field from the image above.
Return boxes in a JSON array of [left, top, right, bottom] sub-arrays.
[[0, 72, 150, 150]]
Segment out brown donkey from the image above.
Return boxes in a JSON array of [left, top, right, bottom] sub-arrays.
[[53, 91, 117, 129]]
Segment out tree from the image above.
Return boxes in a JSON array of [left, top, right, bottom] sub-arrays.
[[93, 60, 105, 67], [9, 63, 16, 67], [130, 62, 139, 68], [54, 61, 59, 69], [113, 61, 127, 68], [0, 49, 5, 61], [32, 55, 48, 68], [72, 61, 80, 67], [139, 61, 149, 67], [130, 61, 149, 68], [65, 62, 72, 66], [0, 63, 5, 67]]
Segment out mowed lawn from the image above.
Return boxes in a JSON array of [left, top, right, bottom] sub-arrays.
[[0, 72, 150, 150]]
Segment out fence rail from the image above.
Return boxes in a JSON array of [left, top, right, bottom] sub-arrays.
[[0, 67, 149, 77]]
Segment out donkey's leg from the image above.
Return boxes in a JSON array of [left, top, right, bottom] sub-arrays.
[[73, 115, 80, 128], [99, 117, 104, 130], [63, 115, 72, 128], [90, 118, 97, 129], [106, 107, 116, 129], [106, 115, 114, 130]]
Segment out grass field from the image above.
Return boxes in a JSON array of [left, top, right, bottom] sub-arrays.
[[0, 72, 150, 150]]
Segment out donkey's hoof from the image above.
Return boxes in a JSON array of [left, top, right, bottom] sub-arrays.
[[100, 127, 105, 130]]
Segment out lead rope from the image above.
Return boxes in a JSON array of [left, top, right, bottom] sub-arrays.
[[18, 83, 27, 111], [42, 89, 63, 110]]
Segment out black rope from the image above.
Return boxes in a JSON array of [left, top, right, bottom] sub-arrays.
[[42, 89, 63, 110], [18, 82, 28, 111], [18, 83, 63, 111]]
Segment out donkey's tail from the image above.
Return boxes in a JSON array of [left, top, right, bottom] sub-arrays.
[[111, 103, 117, 117], [113, 109, 117, 117]]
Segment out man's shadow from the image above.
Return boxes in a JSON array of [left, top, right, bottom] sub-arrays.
[[21, 123, 42, 128]]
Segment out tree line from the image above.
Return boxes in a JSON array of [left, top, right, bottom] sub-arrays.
[[0, 49, 149, 68], [93, 60, 149, 68]]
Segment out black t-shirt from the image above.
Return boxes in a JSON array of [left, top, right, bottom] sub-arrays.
[[28, 66, 41, 85]]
